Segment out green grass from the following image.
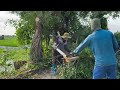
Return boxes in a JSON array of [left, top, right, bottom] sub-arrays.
[[0, 49, 4, 54], [0, 36, 19, 47], [7, 49, 30, 62], [0, 48, 30, 62]]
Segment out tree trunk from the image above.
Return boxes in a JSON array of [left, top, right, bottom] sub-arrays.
[[30, 17, 43, 64]]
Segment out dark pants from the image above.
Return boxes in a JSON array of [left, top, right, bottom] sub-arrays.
[[53, 50, 64, 65], [51, 50, 64, 74]]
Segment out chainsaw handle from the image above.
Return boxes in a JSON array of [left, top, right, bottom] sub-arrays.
[[57, 31, 61, 37]]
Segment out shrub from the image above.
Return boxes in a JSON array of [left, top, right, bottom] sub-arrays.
[[57, 48, 94, 79]]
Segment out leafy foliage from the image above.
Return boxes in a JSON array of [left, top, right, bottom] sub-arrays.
[[6, 11, 120, 78], [9, 11, 120, 45], [57, 48, 94, 79], [114, 31, 120, 46]]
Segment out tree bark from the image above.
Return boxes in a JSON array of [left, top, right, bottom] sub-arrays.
[[30, 17, 43, 64]]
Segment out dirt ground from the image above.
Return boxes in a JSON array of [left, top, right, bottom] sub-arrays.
[[15, 68, 57, 79]]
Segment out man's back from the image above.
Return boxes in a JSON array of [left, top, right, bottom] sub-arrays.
[[73, 18, 119, 79], [90, 29, 119, 66]]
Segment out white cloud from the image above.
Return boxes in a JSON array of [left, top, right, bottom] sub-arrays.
[[108, 16, 120, 33], [0, 11, 19, 20], [0, 11, 20, 35]]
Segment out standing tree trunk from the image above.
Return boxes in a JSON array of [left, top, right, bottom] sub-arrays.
[[30, 17, 43, 64]]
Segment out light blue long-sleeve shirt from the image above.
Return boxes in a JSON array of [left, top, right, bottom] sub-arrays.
[[73, 29, 119, 66]]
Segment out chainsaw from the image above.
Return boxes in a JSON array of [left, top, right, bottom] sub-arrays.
[[52, 43, 79, 63]]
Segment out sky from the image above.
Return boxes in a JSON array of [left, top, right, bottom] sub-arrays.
[[108, 16, 120, 33], [0, 11, 120, 35], [0, 11, 20, 35]]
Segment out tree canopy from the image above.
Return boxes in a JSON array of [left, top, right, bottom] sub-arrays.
[[9, 11, 120, 46]]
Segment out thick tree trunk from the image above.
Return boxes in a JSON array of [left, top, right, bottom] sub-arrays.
[[30, 17, 43, 64]]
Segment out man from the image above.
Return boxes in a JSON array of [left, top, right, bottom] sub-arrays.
[[73, 18, 119, 79], [52, 32, 72, 75]]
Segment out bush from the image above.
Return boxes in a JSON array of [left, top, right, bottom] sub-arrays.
[[57, 48, 94, 79]]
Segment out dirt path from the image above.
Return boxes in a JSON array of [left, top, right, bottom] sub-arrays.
[[15, 68, 57, 79], [30, 69, 57, 79]]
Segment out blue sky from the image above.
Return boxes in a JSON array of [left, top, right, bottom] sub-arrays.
[[0, 11, 120, 35]]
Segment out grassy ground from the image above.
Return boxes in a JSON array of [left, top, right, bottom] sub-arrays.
[[0, 36, 19, 47], [0, 48, 30, 62], [0, 36, 30, 62], [0, 36, 53, 79]]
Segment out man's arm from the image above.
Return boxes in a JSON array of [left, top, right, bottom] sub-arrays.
[[73, 35, 92, 55], [112, 34, 119, 53]]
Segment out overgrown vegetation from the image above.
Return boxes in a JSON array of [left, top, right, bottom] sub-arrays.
[[57, 48, 94, 79], [0, 48, 30, 62], [0, 11, 120, 79]]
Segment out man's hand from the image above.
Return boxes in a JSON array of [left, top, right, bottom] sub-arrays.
[[69, 52, 77, 57], [52, 43, 57, 49]]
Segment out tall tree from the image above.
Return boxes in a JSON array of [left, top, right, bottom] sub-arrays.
[[30, 17, 43, 63]]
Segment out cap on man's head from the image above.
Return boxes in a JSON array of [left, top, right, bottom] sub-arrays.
[[91, 18, 101, 31]]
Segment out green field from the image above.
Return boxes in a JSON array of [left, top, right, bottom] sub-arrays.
[[0, 48, 30, 62], [0, 36, 30, 62], [0, 36, 19, 47]]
